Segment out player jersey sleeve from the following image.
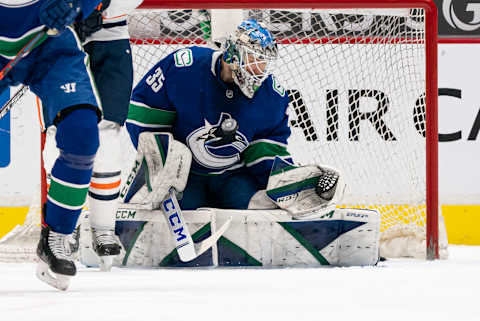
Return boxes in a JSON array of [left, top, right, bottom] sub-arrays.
[[242, 98, 292, 189], [126, 54, 177, 149]]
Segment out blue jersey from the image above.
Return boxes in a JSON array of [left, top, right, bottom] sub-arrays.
[[0, 0, 100, 59], [127, 46, 292, 188], [0, 1, 103, 127]]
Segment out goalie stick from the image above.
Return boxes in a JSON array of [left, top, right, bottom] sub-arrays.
[[118, 188, 232, 262]]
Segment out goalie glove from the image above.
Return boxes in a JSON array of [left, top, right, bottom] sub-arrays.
[[119, 132, 192, 209], [265, 157, 345, 219]]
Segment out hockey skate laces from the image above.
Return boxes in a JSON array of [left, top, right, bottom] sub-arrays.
[[93, 229, 116, 246], [48, 231, 73, 260]]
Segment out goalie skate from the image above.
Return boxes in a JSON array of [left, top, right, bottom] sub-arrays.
[[36, 226, 76, 291], [91, 227, 121, 272]]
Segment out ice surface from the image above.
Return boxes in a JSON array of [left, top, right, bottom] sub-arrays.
[[1, 245, 479, 321]]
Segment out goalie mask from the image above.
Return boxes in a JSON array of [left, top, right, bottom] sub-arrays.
[[223, 19, 278, 98]]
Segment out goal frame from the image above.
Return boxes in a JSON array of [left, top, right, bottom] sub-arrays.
[[138, 0, 438, 259]]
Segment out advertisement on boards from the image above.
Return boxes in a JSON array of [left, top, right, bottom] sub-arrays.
[[436, 0, 480, 37], [438, 45, 480, 203]]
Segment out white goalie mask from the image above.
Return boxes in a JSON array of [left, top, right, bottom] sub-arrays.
[[223, 19, 278, 98]]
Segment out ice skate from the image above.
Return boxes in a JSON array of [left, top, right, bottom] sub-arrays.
[[36, 226, 76, 291], [91, 227, 121, 272]]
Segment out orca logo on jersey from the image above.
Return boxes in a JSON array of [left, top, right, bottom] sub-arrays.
[[187, 112, 249, 170]]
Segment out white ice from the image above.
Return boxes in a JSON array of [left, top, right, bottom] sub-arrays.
[[1, 245, 479, 321]]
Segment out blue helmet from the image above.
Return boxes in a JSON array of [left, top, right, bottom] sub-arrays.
[[223, 19, 278, 98]]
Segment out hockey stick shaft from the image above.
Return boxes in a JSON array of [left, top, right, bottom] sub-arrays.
[[161, 188, 197, 261], [0, 85, 28, 119]]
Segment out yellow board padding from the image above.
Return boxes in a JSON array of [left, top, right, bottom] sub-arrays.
[[0, 205, 480, 245], [442, 205, 480, 245], [0, 207, 29, 240]]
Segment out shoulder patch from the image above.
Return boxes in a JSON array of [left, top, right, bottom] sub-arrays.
[[272, 76, 286, 97], [174, 49, 193, 67]]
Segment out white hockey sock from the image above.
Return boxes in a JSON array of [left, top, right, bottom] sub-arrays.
[[88, 171, 121, 229], [88, 120, 122, 230]]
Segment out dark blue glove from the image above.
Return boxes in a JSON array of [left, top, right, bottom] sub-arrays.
[[39, 0, 81, 33]]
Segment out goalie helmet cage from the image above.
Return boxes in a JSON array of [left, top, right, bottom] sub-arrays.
[[0, 0, 439, 261]]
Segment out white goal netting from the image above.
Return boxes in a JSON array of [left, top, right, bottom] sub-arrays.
[[0, 3, 446, 262]]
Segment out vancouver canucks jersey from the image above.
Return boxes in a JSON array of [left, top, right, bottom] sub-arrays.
[[127, 46, 292, 188], [0, 0, 100, 59]]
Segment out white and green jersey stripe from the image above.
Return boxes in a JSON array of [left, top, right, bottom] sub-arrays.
[[0, 26, 48, 59], [127, 100, 175, 129], [243, 139, 290, 168]]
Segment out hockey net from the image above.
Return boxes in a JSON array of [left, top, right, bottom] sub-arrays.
[[0, 0, 444, 262]]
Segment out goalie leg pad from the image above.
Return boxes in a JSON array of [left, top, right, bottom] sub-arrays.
[[120, 132, 192, 207], [113, 207, 380, 267], [214, 208, 380, 267], [325, 208, 381, 266]]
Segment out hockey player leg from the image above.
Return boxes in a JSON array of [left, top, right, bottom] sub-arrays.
[[214, 168, 259, 209], [177, 173, 210, 210], [87, 120, 122, 271], [37, 108, 99, 290], [81, 39, 134, 270]]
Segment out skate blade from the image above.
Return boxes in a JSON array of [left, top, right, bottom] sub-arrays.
[[99, 256, 114, 272], [36, 261, 71, 291]]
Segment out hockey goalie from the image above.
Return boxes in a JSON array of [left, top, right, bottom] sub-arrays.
[[94, 19, 381, 267]]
